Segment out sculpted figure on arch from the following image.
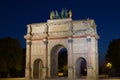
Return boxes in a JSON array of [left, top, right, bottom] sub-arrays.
[[50, 9, 72, 19]]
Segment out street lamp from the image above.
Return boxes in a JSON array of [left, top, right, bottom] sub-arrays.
[[105, 62, 112, 77], [106, 62, 112, 69]]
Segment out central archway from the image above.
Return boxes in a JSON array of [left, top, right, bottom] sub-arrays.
[[58, 48, 68, 77], [50, 45, 68, 78]]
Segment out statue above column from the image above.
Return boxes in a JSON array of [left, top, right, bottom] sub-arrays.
[[50, 9, 72, 19]]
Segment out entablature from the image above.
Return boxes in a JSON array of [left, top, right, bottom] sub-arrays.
[[24, 18, 99, 40]]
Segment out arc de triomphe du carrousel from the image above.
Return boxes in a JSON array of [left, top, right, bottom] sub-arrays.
[[24, 9, 99, 80]]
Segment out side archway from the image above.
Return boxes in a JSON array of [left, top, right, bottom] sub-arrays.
[[33, 59, 43, 79], [76, 57, 87, 78]]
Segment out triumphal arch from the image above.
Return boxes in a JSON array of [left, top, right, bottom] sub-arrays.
[[24, 10, 99, 80]]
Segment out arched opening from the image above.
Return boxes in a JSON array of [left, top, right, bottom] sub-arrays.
[[50, 45, 68, 78], [58, 48, 68, 77], [76, 57, 87, 78], [33, 59, 43, 79]]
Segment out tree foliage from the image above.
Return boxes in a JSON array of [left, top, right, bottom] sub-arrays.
[[0, 37, 23, 77], [106, 39, 120, 71]]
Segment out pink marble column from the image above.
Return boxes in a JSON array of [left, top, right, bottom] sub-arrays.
[[87, 36, 92, 67], [42, 38, 48, 79], [86, 36, 95, 80], [25, 40, 31, 79], [68, 37, 73, 79]]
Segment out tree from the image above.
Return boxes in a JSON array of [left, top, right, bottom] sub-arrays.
[[0, 37, 23, 77], [106, 39, 120, 71]]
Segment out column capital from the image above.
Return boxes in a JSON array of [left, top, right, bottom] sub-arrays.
[[68, 66, 73, 69], [26, 41, 31, 45], [86, 36, 91, 42], [43, 38, 48, 44], [87, 66, 93, 69], [68, 37, 73, 43], [42, 67, 48, 70]]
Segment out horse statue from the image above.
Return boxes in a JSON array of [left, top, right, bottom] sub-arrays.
[[50, 9, 72, 19]]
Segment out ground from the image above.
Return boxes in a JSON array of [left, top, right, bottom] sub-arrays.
[[0, 77, 120, 80]]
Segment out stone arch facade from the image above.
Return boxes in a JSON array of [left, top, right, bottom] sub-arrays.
[[24, 18, 99, 80]]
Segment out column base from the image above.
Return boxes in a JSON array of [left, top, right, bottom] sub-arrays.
[[25, 68, 31, 80], [42, 67, 47, 79], [87, 66, 98, 80], [68, 67, 74, 79]]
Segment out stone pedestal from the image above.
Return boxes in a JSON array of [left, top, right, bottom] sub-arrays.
[[25, 68, 29, 80], [87, 66, 97, 80], [68, 67, 74, 79], [25, 67, 32, 80], [42, 67, 47, 79]]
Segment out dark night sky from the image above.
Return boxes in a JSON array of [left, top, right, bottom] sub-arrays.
[[0, 0, 120, 66]]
